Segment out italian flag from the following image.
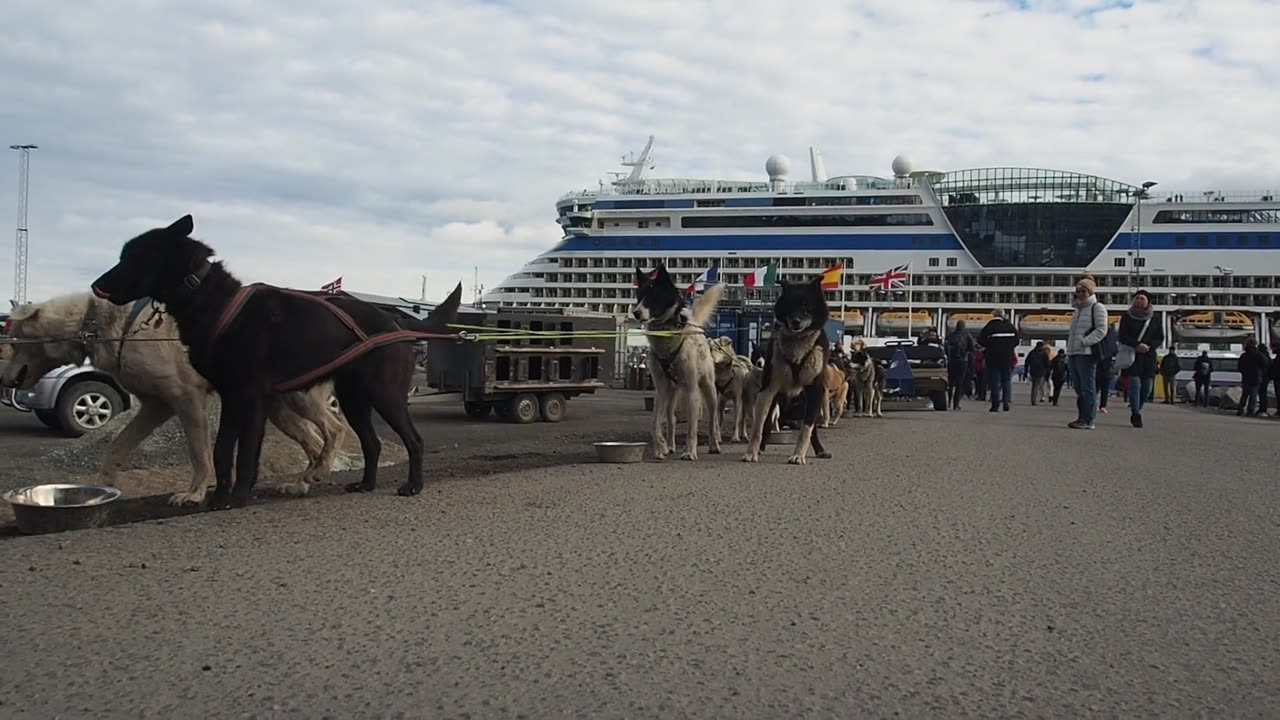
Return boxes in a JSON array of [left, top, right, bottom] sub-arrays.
[[743, 263, 778, 289]]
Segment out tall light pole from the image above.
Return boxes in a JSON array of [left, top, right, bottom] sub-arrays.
[[9, 144, 37, 306], [1129, 180, 1158, 294]]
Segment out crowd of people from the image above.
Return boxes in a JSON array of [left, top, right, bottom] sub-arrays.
[[941, 277, 1279, 429]]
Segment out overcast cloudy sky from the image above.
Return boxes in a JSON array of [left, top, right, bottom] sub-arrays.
[[1, 0, 1277, 304]]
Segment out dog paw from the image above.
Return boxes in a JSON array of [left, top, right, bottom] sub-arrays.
[[708, 447, 722, 455], [787, 454, 808, 465], [278, 481, 310, 497], [168, 490, 207, 507], [396, 483, 422, 497], [680, 451, 698, 461], [817, 451, 832, 459], [208, 491, 233, 511], [345, 481, 375, 493], [742, 452, 759, 463]]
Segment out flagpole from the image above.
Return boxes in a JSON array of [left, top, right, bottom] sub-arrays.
[[906, 261, 914, 339]]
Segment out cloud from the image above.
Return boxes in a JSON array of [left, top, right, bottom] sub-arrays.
[[0, 0, 1277, 304]]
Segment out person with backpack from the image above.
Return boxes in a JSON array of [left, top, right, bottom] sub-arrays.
[[944, 320, 976, 410], [1116, 289, 1164, 428], [1159, 350, 1181, 404], [1192, 351, 1213, 406], [1065, 278, 1110, 429], [978, 309, 1019, 412]]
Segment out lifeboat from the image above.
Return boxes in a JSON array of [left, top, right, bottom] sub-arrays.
[[1018, 312, 1073, 338], [877, 310, 933, 335], [945, 312, 993, 334], [834, 309, 865, 328], [1172, 311, 1255, 341]]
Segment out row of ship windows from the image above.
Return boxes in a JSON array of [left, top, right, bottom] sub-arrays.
[[1152, 210, 1280, 224], [1167, 233, 1273, 247], [590, 214, 936, 230], [559, 195, 926, 215]]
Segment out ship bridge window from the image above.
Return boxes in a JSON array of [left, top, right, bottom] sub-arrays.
[[1114, 257, 1126, 267], [946, 257, 957, 267], [680, 213, 934, 229], [928, 257, 939, 267]]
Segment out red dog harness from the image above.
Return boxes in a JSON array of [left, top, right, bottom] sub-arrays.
[[209, 283, 456, 393]]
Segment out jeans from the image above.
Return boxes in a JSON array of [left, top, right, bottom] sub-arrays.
[[1259, 382, 1270, 414], [947, 364, 968, 408], [987, 365, 1012, 409], [1161, 375, 1177, 403], [1051, 377, 1064, 404], [1194, 379, 1209, 406], [1128, 374, 1154, 416], [1069, 354, 1098, 426]]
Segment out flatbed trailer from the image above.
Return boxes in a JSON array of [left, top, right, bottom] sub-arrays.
[[425, 307, 619, 423]]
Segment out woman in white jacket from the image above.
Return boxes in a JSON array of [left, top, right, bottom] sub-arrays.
[[1065, 278, 1109, 429]]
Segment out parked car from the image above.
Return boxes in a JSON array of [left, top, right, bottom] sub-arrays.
[[0, 359, 134, 437]]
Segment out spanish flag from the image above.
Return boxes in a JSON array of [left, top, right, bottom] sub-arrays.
[[818, 263, 843, 290]]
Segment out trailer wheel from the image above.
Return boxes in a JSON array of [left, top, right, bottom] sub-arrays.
[[464, 401, 492, 419], [508, 393, 540, 424], [539, 393, 567, 423], [930, 391, 948, 411]]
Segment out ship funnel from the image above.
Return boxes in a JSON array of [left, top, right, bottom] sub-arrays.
[[809, 147, 827, 183]]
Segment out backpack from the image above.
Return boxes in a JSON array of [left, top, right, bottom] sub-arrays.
[[945, 334, 969, 363], [1089, 306, 1119, 361]]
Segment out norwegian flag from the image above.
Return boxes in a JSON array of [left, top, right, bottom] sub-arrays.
[[869, 264, 909, 292], [321, 276, 343, 294]]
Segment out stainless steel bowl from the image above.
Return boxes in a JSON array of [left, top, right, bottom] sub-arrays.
[[3, 483, 122, 535], [593, 441, 647, 463]]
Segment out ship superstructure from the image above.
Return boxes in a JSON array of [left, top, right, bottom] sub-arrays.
[[484, 136, 1280, 349]]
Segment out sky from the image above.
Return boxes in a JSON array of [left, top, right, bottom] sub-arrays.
[[1, 0, 1277, 305]]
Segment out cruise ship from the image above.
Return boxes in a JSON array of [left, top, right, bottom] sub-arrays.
[[483, 136, 1280, 351]]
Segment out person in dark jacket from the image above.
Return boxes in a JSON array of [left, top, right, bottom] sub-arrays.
[[1192, 350, 1213, 406], [977, 309, 1019, 412], [1237, 339, 1264, 417], [1116, 290, 1164, 428], [1049, 348, 1069, 405], [1026, 341, 1050, 405], [1159, 350, 1181, 404], [944, 321, 976, 410], [1270, 345, 1280, 418], [1256, 345, 1272, 415]]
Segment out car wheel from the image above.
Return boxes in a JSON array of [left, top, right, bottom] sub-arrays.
[[55, 381, 123, 438], [930, 391, 948, 411]]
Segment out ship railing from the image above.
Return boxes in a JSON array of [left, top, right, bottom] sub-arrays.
[[1147, 190, 1280, 204], [557, 176, 917, 201]]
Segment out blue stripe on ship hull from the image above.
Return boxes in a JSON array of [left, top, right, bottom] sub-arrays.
[[554, 233, 965, 252], [1108, 231, 1279, 250]]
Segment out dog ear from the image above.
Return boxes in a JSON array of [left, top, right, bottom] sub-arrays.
[[167, 214, 194, 237], [808, 275, 824, 289], [654, 264, 670, 281]]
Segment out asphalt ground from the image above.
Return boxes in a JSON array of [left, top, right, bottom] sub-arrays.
[[0, 389, 1277, 718]]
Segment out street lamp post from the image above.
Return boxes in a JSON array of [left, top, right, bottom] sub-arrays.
[[1129, 180, 1158, 294], [8, 144, 38, 307]]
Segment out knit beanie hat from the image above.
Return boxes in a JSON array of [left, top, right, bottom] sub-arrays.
[[1133, 289, 1151, 301], [1076, 278, 1096, 294]]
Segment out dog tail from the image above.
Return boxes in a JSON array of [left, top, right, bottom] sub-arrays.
[[396, 282, 464, 335], [687, 282, 725, 329]]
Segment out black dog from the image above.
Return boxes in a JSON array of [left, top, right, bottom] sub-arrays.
[[744, 276, 831, 464], [91, 214, 462, 508]]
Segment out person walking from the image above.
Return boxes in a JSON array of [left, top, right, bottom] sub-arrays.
[[1116, 289, 1164, 428], [1159, 349, 1181, 404], [1050, 348, 1069, 405], [1065, 278, 1109, 429], [1027, 341, 1050, 405], [1270, 344, 1280, 417], [1192, 350, 1213, 406], [944, 321, 976, 410], [1257, 345, 1272, 415], [1237, 339, 1264, 417], [978, 310, 1019, 412]]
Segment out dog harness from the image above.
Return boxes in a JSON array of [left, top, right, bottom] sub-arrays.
[[209, 283, 455, 393], [781, 330, 824, 382]]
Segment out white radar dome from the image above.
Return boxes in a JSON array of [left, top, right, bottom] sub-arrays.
[[766, 154, 792, 179], [891, 154, 914, 177]]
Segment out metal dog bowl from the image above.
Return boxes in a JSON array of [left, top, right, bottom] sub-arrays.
[[3, 483, 122, 535], [593, 441, 647, 463]]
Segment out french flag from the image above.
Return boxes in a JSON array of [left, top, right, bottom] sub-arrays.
[[687, 264, 719, 295]]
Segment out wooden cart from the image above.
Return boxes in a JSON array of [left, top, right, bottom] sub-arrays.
[[425, 308, 618, 423]]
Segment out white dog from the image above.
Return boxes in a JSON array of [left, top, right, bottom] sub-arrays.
[[632, 266, 725, 460], [1, 293, 346, 505]]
